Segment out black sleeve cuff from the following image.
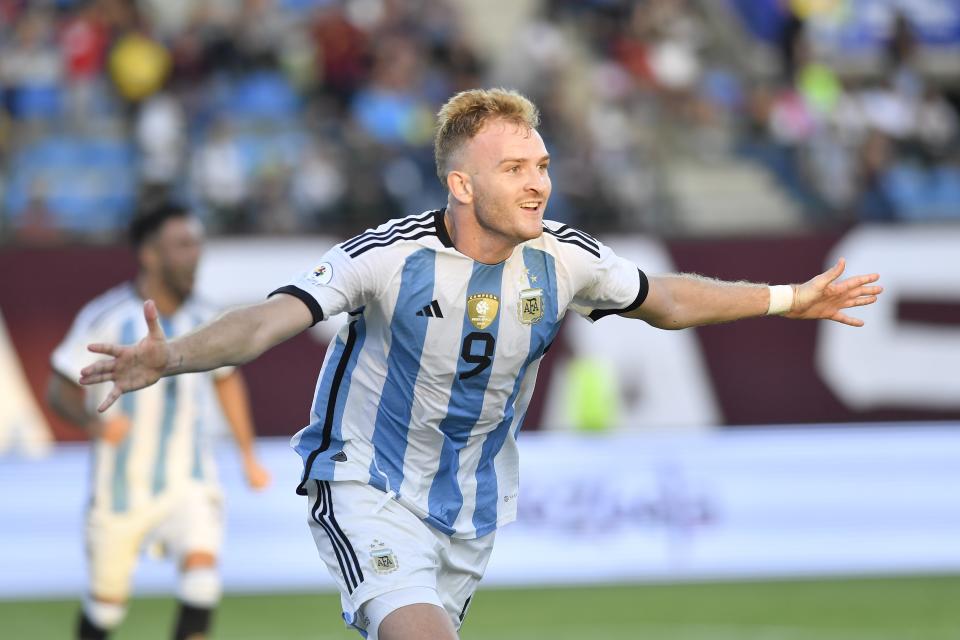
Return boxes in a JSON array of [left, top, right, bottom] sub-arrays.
[[588, 268, 649, 322], [269, 285, 324, 326]]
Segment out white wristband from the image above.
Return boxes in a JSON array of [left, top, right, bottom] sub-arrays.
[[767, 285, 793, 316]]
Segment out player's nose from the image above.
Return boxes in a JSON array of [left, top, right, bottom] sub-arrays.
[[524, 169, 548, 193]]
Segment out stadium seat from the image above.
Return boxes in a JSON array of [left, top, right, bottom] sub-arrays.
[[226, 72, 300, 120], [5, 137, 137, 233], [8, 84, 63, 120]]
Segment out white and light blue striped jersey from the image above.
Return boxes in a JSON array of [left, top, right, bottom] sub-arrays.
[[52, 283, 232, 513], [280, 209, 647, 538]]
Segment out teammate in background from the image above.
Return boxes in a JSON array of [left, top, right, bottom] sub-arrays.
[[47, 202, 271, 640], [78, 89, 883, 640]]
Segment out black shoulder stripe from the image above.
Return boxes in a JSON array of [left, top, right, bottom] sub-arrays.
[[341, 210, 437, 252], [269, 285, 324, 326], [552, 229, 600, 251], [345, 220, 436, 256], [588, 269, 650, 321], [348, 228, 438, 258], [341, 209, 436, 249], [553, 235, 601, 259], [554, 224, 600, 250], [543, 226, 602, 258], [554, 230, 600, 251], [341, 219, 423, 252], [342, 216, 435, 253]]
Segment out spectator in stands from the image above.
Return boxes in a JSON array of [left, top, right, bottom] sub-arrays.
[[190, 119, 249, 233]]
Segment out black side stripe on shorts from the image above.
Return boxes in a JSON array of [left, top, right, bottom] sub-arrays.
[[311, 480, 365, 593], [310, 482, 352, 591], [320, 481, 364, 586], [296, 319, 359, 496], [458, 596, 472, 622]]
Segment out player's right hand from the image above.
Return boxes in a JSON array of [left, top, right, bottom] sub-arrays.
[[93, 413, 132, 445], [784, 257, 882, 327], [80, 300, 170, 412], [243, 457, 272, 491]]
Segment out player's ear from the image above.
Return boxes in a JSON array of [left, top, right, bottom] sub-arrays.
[[447, 171, 473, 204], [138, 240, 158, 271]]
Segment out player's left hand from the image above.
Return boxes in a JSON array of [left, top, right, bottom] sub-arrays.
[[81, 299, 170, 412], [243, 457, 272, 491], [785, 257, 883, 327]]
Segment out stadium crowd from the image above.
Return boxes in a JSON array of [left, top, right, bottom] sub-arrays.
[[1, 0, 958, 243]]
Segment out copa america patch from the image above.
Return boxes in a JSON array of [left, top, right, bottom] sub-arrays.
[[467, 293, 500, 330], [308, 262, 334, 286]]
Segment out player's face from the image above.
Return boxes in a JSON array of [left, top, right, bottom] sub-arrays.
[[463, 119, 551, 246], [152, 217, 203, 300]]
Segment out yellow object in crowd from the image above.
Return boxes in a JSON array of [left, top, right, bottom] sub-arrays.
[[109, 32, 171, 102]]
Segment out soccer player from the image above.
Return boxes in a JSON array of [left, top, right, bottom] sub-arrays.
[[78, 89, 882, 640], [48, 202, 271, 640]]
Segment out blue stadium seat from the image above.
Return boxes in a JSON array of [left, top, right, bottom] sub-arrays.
[[726, 0, 785, 44], [5, 137, 138, 233], [8, 85, 63, 120], [930, 166, 960, 219], [235, 128, 307, 174], [226, 72, 300, 120], [279, 0, 326, 12], [883, 162, 927, 220]]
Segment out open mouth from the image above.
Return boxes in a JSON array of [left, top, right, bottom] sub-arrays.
[[519, 201, 542, 213]]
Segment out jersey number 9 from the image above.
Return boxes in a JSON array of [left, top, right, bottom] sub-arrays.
[[460, 332, 495, 380]]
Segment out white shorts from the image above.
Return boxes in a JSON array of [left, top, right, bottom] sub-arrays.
[[305, 480, 494, 636], [86, 482, 224, 600]]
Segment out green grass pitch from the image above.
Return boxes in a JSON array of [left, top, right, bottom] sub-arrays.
[[3, 575, 959, 639]]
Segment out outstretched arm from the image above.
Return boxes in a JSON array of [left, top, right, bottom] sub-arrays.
[[624, 258, 882, 329], [214, 370, 271, 490], [80, 293, 313, 412], [46, 372, 131, 443]]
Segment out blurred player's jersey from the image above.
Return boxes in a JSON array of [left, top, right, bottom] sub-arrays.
[[52, 284, 232, 513], [280, 209, 647, 538]]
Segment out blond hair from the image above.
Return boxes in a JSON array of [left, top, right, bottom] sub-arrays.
[[434, 88, 540, 184]]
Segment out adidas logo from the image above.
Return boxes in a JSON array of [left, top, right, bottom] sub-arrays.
[[416, 300, 444, 318]]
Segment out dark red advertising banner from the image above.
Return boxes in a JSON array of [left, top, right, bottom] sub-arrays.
[[2, 227, 958, 443]]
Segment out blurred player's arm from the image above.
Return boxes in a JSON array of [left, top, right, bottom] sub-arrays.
[[214, 370, 271, 490], [625, 258, 881, 329], [80, 293, 313, 412], [46, 372, 130, 443]]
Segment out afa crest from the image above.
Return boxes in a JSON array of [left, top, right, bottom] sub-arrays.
[[371, 548, 399, 574], [369, 539, 399, 575], [467, 293, 500, 330], [519, 288, 544, 324]]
